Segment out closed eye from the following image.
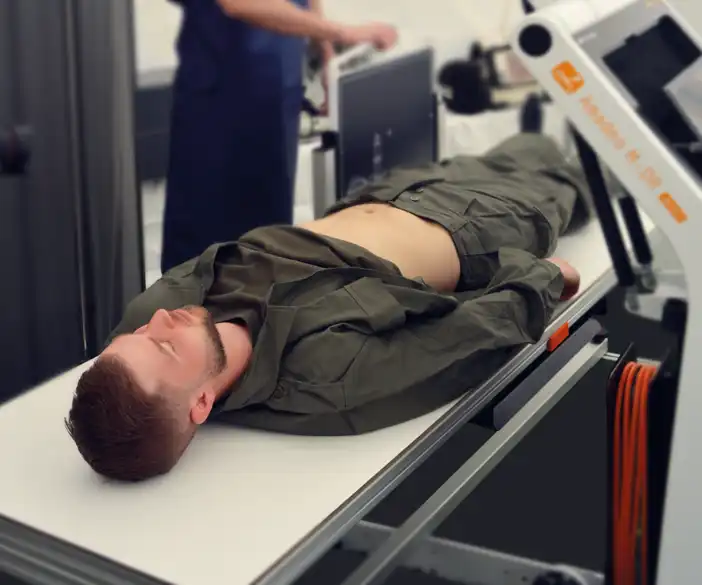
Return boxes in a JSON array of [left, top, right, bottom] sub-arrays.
[[147, 337, 176, 358], [133, 328, 177, 358]]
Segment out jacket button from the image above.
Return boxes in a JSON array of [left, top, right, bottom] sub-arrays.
[[409, 194, 420, 202], [272, 387, 285, 399]]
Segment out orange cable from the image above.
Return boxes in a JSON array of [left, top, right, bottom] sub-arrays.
[[637, 365, 654, 585], [629, 364, 642, 585], [615, 362, 638, 585], [627, 364, 644, 585], [613, 362, 628, 585], [612, 361, 656, 585]]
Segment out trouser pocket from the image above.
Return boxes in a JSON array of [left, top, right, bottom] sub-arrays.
[[462, 190, 555, 258]]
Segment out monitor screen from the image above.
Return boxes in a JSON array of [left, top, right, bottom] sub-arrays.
[[336, 48, 436, 198]]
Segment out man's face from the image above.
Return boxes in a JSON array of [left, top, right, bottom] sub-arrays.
[[104, 306, 227, 401]]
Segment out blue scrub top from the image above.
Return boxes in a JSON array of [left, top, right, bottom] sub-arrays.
[[173, 0, 310, 93]]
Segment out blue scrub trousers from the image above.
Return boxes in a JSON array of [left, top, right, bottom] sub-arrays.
[[161, 0, 308, 273]]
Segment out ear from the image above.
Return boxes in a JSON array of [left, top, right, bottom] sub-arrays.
[[189, 388, 216, 426]]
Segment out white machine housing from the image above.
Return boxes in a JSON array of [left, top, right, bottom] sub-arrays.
[[512, 1, 701, 582]]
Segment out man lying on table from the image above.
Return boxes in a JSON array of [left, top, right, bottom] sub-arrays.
[[66, 133, 591, 482]]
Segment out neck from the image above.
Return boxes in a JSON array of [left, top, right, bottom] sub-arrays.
[[210, 322, 253, 399]]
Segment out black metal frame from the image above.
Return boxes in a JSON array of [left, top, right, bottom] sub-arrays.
[[0, 515, 167, 585]]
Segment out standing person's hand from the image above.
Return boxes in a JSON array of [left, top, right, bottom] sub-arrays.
[[339, 23, 398, 50]]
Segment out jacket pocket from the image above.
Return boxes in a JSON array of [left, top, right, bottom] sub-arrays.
[[343, 278, 408, 333], [463, 188, 554, 258], [270, 379, 347, 413], [274, 325, 369, 412]]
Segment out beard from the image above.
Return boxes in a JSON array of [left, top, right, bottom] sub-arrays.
[[181, 306, 227, 376]]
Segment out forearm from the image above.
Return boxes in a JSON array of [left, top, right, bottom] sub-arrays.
[[216, 0, 344, 42], [340, 273, 562, 411], [482, 247, 564, 337]]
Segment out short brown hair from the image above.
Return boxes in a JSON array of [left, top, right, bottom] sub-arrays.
[[65, 355, 181, 482]]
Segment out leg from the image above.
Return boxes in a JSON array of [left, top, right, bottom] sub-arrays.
[[421, 134, 587, 290], [323, 132, 587, 290], [481, 133, 593, 236], [482, 132, 569, 169], [443, 133, 590, 259]]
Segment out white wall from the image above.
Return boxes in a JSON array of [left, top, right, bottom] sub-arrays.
[[133, 0, 702, 74], [132, 0, 524, 74], [132, 0, 182, 72], [319, 0, 524, 71]]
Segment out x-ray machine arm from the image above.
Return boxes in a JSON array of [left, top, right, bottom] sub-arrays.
[[513, 1, 702, 583]]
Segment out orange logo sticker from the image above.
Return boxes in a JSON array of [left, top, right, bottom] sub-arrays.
[[552, 61, 584, 94], [659, 192, 688, 223]]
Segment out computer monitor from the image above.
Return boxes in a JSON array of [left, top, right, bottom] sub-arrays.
[[335, 47, 436, 198]]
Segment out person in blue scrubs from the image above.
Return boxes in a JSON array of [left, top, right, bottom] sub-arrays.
[[162, 0, 398, 273]]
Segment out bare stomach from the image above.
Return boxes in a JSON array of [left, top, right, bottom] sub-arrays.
[[300, 203, 461, 292]]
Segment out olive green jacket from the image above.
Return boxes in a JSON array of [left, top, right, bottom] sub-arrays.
[[109, 241, 562, 435]]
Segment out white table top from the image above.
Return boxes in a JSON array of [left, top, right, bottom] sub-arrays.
[[0, 363, 457, 585]]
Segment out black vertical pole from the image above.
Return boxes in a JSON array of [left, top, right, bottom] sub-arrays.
[[572, 130, 637, 288], [618, 194, 654, 266]]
